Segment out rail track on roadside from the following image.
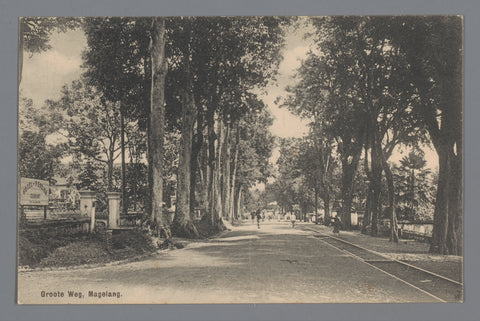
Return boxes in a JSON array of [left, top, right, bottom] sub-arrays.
[[304, 226, 463, 302]]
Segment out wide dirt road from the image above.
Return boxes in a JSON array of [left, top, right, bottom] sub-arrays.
[[18, 222, 441, 304]]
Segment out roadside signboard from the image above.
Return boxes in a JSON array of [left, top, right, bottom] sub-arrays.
[[19, 178, 49, 206]]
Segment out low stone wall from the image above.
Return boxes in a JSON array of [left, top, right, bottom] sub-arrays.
[[21, 218, 91, 234], [399, 223, 433, 236], [398, 222, 433, 242]]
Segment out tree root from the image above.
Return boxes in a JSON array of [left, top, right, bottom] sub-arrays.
[[171, 220, 200, 239]]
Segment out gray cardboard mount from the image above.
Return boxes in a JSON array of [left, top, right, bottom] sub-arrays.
[[2, 0, 479, 320]]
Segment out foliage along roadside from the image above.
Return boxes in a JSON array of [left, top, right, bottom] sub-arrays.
[[18, 221, 225, 269]]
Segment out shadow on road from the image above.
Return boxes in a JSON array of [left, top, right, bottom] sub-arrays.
[[18, 222, 446, 303], [85, 225, 321, 290]]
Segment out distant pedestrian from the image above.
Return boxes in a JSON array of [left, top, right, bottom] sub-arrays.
[[332, 216, 341, 235], [256, 210, 262, 229], [291, 213, 296, 228]]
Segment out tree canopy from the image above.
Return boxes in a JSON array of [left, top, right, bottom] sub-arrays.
[[18, 16, 461, 255]]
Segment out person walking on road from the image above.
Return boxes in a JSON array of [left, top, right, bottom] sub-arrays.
[[332, 216, 341, 235], [256, 210, 262, 229], [291, 213, 297, 228]]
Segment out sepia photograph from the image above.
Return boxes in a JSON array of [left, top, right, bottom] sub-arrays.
[[17, 15, 463, 304]]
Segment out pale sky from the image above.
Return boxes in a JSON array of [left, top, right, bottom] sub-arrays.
[[260, 24, 312, 139], [20, 29, 86, 105], [19, 22, 312, 167], [19, 24, 310, 140]]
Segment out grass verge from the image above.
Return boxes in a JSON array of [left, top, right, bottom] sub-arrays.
[[19, 229, 156, 268]]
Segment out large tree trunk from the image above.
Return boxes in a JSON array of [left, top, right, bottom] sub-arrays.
[[430, 144, 462, 255], [340, 149, 361, 230], [202, 107, 225, 231], [317, 140, 333, 224], [361, 144, 372, 234], [367, 132, 384, 237], [204, 106, 216, 226], [428, 34, 463, 255], [172, 92, 199, 238], [321, 191, 331, 223], [447, 152, 462, 255], [380, 147, 399, 242], [430, 147, 450, 254], [149, 17, 171, 240], [221, 121, 232, 221], [369, 158, 382, 237], [120, 111, 127, 215], [363, 111, 384, 238], [370, 183, 381, 237], [362, 187, 373, 234], [199, 145, 208, 213], [172, 51, 199, 238], [234, 184, 243, 220], [229, 127, 239, 222], [143, 55, 153, 220], [190, 106, 204, 213], [340, 164, 354, 229], [214, 118, 226, 224], [146, 120, 153, 220]]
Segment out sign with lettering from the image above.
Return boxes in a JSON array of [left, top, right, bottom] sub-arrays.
[[20, 178, 49, 206]]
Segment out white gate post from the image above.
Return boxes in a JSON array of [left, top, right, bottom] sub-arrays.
[[90, 201, 96, 233], [106, 192, 121, 229], [79, 190, 96, 216], [79, 190, 96, 233]]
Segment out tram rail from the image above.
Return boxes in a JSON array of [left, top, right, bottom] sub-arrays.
[[305, 226, 463, 302]]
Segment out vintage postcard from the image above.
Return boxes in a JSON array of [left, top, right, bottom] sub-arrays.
[[17, 16, 463, 304]]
